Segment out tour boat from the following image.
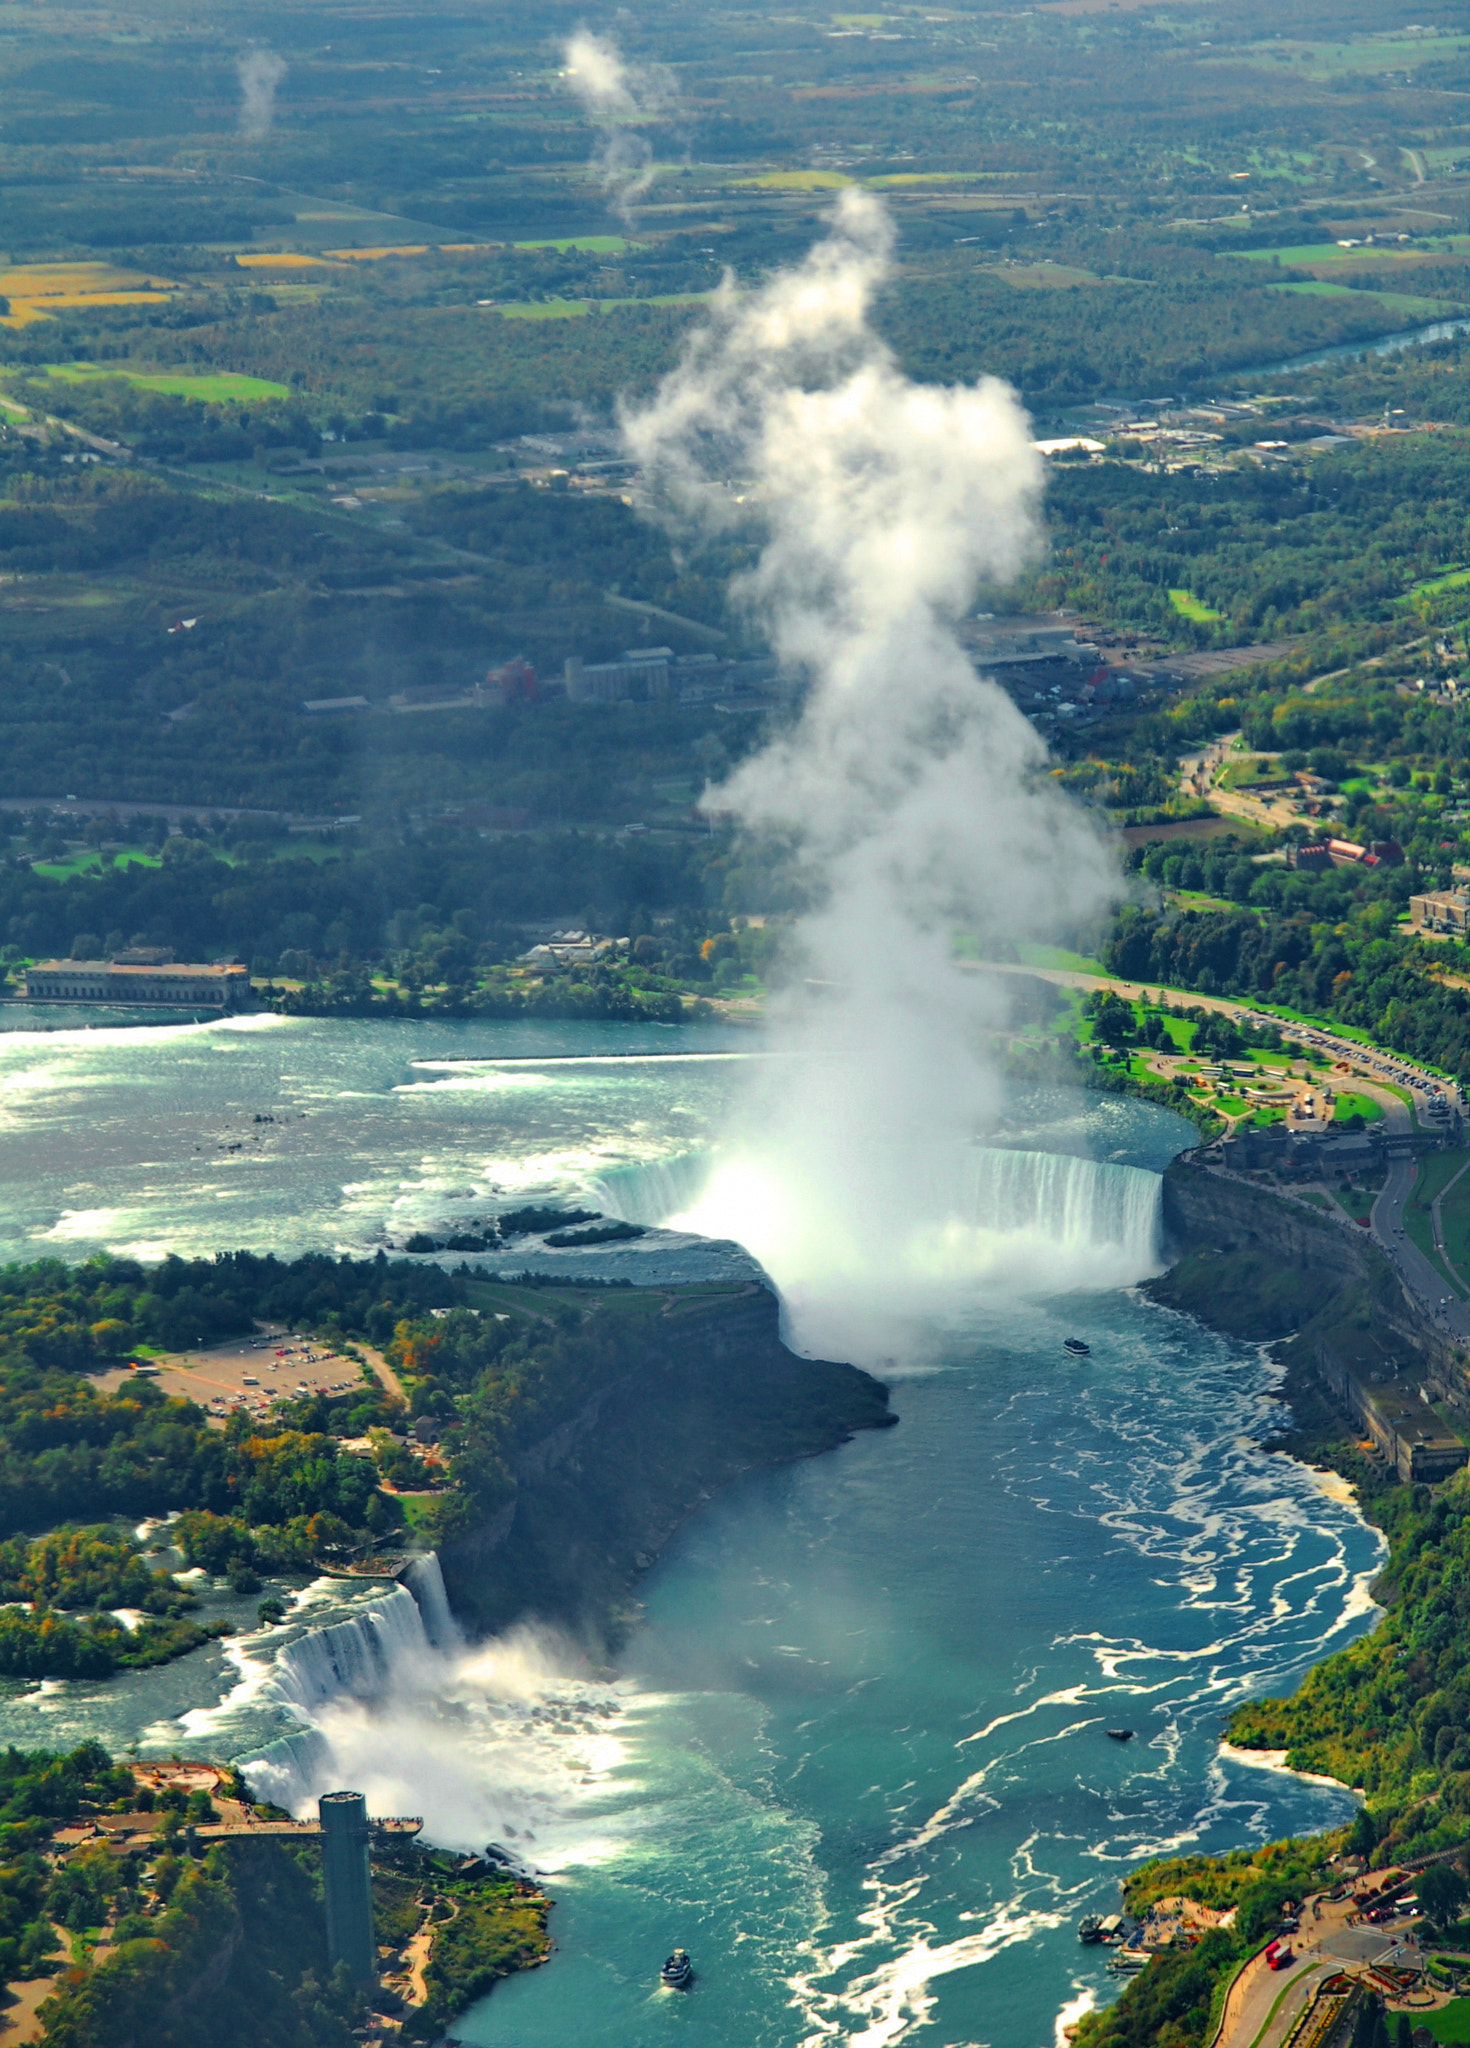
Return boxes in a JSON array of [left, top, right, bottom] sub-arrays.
[[1106, 1728, 1135, 1742], [1078, 1917, 1104, 1944], [661, 1950, 694, 1989], [1064, 1338, 1091, 1357]]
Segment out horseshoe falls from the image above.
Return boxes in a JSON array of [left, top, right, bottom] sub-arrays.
[[0, 1015, 1383, 2047]]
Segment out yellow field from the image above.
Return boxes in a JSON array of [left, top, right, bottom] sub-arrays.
[[327, 245, 430, 261], [0, 261, 173, 296], [732, 170, 855, 190], [0, 262, 177, 328], [325, 242, 500, 261], [233, 252, 343, 270]]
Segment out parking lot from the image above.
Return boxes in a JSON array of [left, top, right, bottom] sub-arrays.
[[97, 1327, 368, 1425]]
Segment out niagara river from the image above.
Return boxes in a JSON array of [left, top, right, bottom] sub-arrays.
[[0, 1010, 1383, 2047]]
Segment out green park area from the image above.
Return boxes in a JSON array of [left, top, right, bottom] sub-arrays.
[[29, 846, 161, 881], [1333, 1178, 1382, 1220], [496, 290, 709, 320], [1410, 567, 1470, 598]]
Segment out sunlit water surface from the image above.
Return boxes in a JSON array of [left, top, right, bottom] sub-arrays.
[[0, 1012, 1382, 2048]]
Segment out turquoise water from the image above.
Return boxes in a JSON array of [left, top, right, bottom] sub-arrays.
[[0, 1013, 1383, 2047], [467, 1293, 1376, 2048]]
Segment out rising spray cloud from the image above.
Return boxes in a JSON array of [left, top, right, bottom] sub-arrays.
[[237, 48, 287, 138], [562, 29, 675, 218], [622, 191, 1124, 1358]]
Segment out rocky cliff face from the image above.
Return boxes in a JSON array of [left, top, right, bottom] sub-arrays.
[[1154, 1160, 1470, 1426], [1159, 1161, 1386, 1309], [439, 1284, 894, 1641]]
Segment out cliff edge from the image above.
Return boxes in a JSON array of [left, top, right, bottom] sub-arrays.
[[438, 1283, 894, 1640]]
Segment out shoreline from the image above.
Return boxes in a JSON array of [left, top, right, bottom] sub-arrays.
[[1216, 1741, 1361, 1798]]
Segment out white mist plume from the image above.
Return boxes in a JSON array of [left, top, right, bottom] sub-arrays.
[[622, 191, 1124, 1358], [562, 29, 674, 216], [237, 48, 287, 139]]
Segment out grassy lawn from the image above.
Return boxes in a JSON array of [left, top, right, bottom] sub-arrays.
[[1229, 236, 1470, 265], [1332, 1091, 1382, 1122], [1412, 567, 1470, 597], [43, 364, 291, 403], [1168, 589, 1224, 622], [1335, 1180, 1383, 1221], [1419, 1997, 1470, 2042], [1428, 1152, 1470, 1280], [1166, 889, 1248, 913], [31, 845, 162, 880], [394, 1493, 443, 1531], [494, 291, 709, 320], [732, 169, 854, 189]]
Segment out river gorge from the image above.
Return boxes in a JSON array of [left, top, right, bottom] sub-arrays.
[[0, 1010, 1386, 2047]]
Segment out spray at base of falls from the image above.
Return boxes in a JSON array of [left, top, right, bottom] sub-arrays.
[[219, 1556, 631, 1871], [591, 1142, 1164, 1361]]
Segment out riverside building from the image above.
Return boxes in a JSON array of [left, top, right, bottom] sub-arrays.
[[23, 959, 251, 1007]]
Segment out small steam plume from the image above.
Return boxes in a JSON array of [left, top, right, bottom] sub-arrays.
[[562, 29, 674, 218], [237, 48, 287, 139], [622, 191, 1121, 1359]]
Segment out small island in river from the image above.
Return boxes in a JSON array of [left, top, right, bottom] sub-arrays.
[[0, 1248, 893, 2043]]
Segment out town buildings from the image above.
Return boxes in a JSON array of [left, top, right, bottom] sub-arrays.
[[1411, 887, 1470, 936]]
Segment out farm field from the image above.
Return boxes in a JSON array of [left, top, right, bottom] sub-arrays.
[[1268, 282, 1465, 318], [0, 261, 179, 326], [1229, 236, 1470, 269], [40, 365, 292, 403], [1231, 31, 1470, 77]]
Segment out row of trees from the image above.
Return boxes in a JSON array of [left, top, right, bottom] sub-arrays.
[[1108, 904, 1470, 1077]]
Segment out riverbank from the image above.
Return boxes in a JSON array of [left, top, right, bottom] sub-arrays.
[[1077, 1158, 1470, 2048]]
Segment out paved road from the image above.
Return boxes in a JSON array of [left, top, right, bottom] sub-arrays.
[[1372, 1151, 1470, 1337]]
